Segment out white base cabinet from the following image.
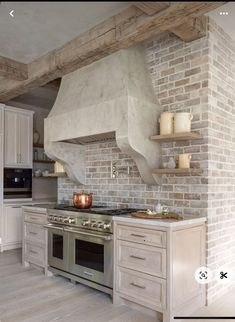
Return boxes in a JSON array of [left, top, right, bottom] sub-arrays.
[[113, 219, 206, 322], [1, 205, 23, 251]]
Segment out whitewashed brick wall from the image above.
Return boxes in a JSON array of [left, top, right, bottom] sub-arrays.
[[57, 18, 235, 304], [206, 20, 235, 303]]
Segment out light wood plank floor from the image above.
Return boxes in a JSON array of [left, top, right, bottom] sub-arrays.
[[1, 250, 235, 322], [0, 249, 156, 322]]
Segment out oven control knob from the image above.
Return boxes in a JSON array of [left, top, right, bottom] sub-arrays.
[[103, 222, 111, 230], [53, 216, 58, 221], [63, 217, 70, 223], [91, 221, 98, 228], [68, 218, 75, 224], [97, 221, 104, 229], [49, 216, 53, 221], [82, 219, 90, 227]]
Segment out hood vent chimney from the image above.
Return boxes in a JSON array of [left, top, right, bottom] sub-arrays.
[[45, 45, 162, 184]]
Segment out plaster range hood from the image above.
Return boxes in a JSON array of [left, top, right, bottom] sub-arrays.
[[44, 45, 162, 185]]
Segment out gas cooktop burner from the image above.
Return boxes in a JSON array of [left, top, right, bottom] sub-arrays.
[[53, 204, 141, 216], [54, 204, 104, 211]]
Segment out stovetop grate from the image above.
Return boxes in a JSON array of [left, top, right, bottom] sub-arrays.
[[53, 204, 143, 216]]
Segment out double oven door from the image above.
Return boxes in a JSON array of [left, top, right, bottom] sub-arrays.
[[48, 225, 113, 288], [48, 225, 69, 272]]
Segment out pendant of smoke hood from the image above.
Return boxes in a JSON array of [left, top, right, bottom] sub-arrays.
[[44, 44, 162, 185]]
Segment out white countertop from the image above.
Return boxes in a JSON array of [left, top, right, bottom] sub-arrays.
[[113, 214, 206, 227], [4, 198, 56, 207], [22, 204, 56, 212]]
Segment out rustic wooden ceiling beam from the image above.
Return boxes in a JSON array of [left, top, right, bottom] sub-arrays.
[[132, 2, 170, 16], [169, 15, 208, 42], [0, 2, 226, 102], [0, 56, 28, 81]]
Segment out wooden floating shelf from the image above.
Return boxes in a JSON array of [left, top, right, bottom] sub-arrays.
[[33, 160, 55, 164], [152, 168, 203, 174], [33, 143, 44, 148], [46, 173, 67, 177], [33, 176, 57, 179], [150, 132, 202, 142], [33, 173, 67, 178]]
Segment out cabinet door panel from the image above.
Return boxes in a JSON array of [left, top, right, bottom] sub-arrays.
[[4, 110, 18, 167], [4, 206, 22, 245], [18, 113, 32, 168], [0, 104, 4, 134]]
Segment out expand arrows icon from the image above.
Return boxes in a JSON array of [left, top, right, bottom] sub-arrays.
[[9, 10, 14, 17]]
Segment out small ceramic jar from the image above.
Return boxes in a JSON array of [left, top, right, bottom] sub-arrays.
[[178, 153, 192, 169], [159, 112, 174, 135], [174, 113, 193, 133], [167, 157, 176, 169]]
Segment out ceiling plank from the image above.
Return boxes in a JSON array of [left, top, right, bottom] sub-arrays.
[[0, 56, 28, 81], [0, 2, 226, 102], [132, 2, 170, 16], [169, 15, 208, 42]]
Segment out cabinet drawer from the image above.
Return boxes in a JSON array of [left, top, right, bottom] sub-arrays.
[[117, 267, 166, 311], [25, 223, 46, 244], [117, 225, 166, 248], [118, 240, 166, 278], [25, 243, 45, 266], [24, 212, 47, 225]]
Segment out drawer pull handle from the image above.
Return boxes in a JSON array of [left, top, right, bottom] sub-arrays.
[[130, 255, 146, 261], [30, 250, 38, 255], [130, 282, 146, 289], [29, 232, 37, 235], [130, 234, 146, 238], [84, 271, 94, 277]]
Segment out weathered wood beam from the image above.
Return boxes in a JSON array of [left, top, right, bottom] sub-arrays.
[[169, 15, 208, 42], [0, 2, 226, 102], [0, 56, 28, 81], [132, 2, 170, 15]]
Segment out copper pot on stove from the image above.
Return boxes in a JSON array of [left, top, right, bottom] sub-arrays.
[[73, 191, 93, 209]]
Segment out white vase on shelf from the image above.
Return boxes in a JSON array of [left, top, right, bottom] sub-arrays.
[[167, 157, 176, 169], [33, 130, 40, 144]]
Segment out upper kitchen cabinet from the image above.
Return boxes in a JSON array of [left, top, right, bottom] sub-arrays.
[[0, 104, 4, 134], [4, 106, 34, 168]]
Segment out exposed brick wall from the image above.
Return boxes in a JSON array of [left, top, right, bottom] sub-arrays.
[[57, 18, 235, 303], [206, 20, 235, 303]]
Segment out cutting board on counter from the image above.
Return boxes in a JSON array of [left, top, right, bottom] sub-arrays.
[[131, 212, 183, 220]]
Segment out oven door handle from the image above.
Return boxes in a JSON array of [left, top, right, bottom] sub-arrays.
[[44, 224, 64, 231], [63, 228, 112, 241]]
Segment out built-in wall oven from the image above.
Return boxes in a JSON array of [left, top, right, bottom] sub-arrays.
[[4, 168, 32, 199], [47, 223, 113, 291]]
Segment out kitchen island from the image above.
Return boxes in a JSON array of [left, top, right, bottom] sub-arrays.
[[113, 215, 206, 322]]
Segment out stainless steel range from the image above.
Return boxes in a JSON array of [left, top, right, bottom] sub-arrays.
[[45, 205, 139, 295]]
